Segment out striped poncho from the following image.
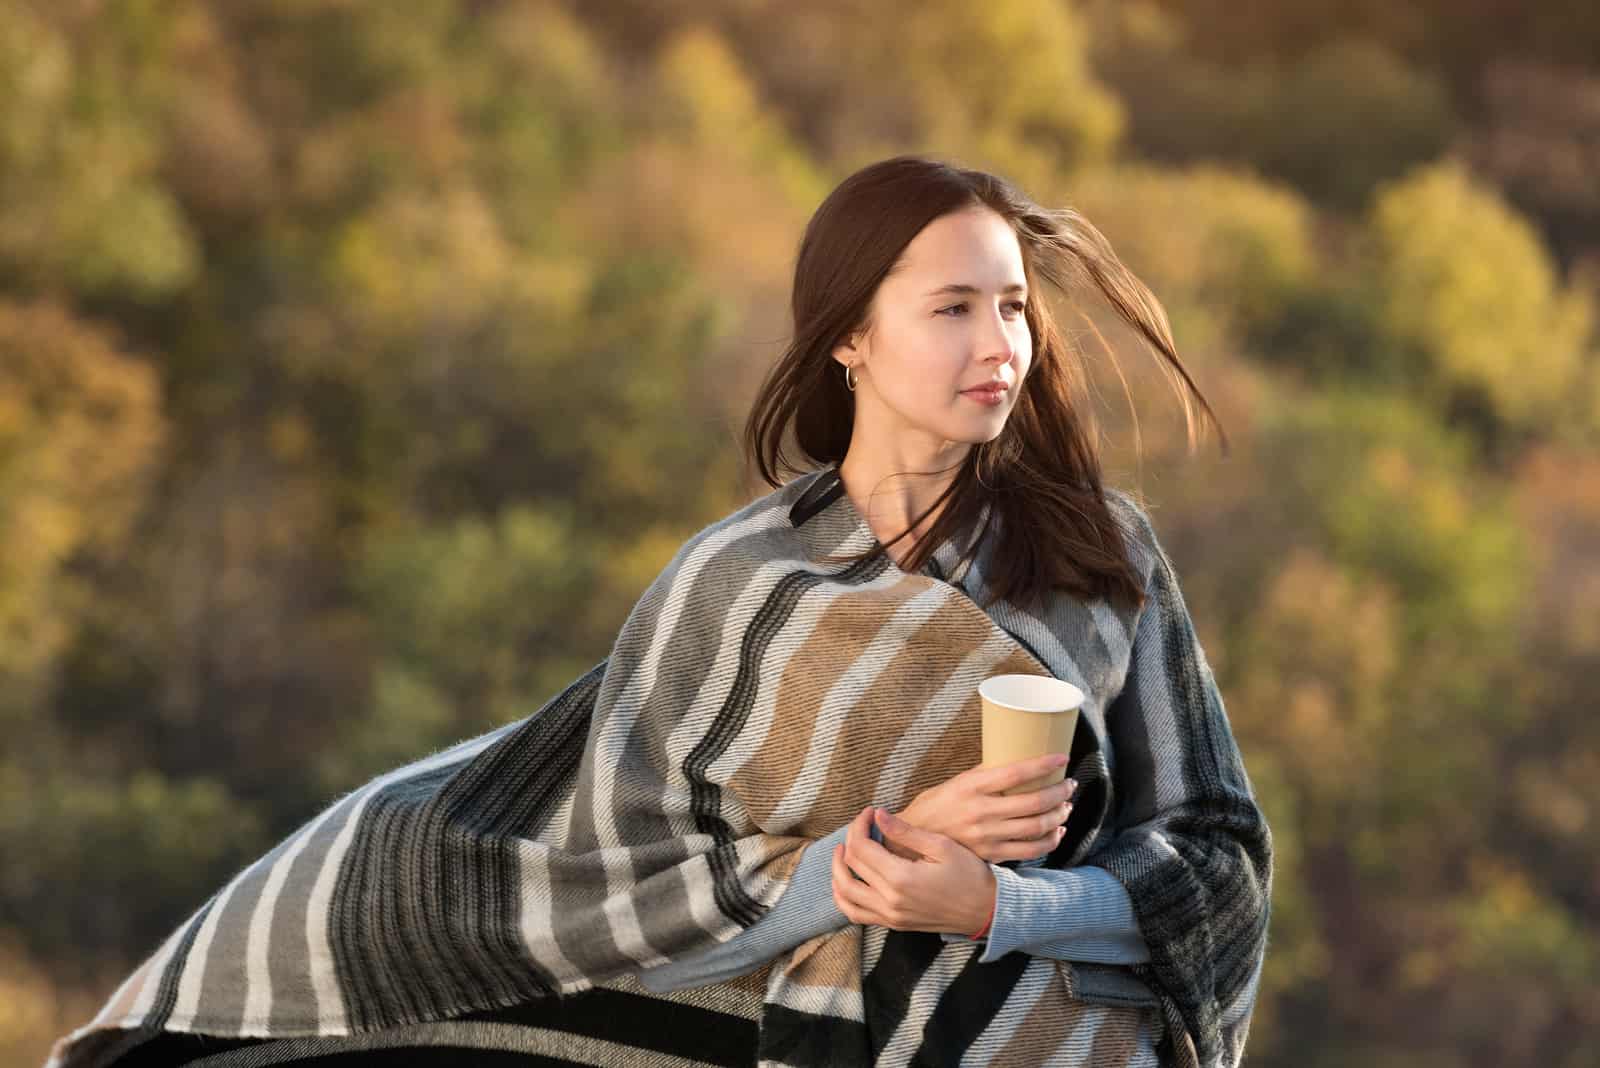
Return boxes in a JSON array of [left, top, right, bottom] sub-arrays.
[[48, 464, 1271, 1068]]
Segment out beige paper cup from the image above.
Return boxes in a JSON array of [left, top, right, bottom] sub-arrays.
[[979, 674, 1084, 796]]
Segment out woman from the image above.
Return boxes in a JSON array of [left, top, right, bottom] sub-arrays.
[[48, 156, 1270, 1068]]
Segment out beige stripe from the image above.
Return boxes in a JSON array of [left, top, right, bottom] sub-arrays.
[[48, 908, 199, 1068], [736, 581, 999, 837], [96, 937, 168, 1026], [958, 955, 1057, 1063], [991, 962, 1083, 1064], [731, 572, 926, 829], [1087, 1004, 1145, 1068], [764, 930, 864, 1021], [904, 646, 1047, 795], [778, 927, 860, 990], [805, 591, 996, 824]]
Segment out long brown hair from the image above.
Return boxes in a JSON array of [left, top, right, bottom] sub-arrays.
[[742, 155, 1227, 615]]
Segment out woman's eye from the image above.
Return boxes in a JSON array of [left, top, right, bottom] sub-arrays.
[[937, 301, 1028, 317]]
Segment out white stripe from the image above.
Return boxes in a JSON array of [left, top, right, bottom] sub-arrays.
[[873, 946, 979, 1067], [764, 960, 864, 1021], [691, 540, 905, 836], [1047, 1000, 1120, 1062], [669, 554, 902, 836], [82, 911, 190, 1036], [957, 958, 1055, 1067], [872, 629, 1019, 806], [760, 582, 950, 831], [1129, 585, 1187, 810], [239, 790, 364, 1032], [586, 504, 797, 967], [861, 922, 887, 975], [680, 851, 734, 934], [694, 545, 901, 784], [167, 818, 337, 1030], [169, 878, 244, 1028], [514, 841, 591, 989], [304, 728, 511, 1033]]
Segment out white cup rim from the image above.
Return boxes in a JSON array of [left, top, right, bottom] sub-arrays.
[[979, 673, 1085, 713]]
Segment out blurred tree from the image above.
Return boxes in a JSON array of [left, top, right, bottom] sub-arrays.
[[0, 1, 197, 300], [582, 0, 1123, 192], [0, 301, 163, 694], [2, 2, 1598, 1065], [1088, 4, 1458, 212], [1067, 163, 1316, 353], [1365, 161, 1595, 445], [1468, 60, 1600, 269]]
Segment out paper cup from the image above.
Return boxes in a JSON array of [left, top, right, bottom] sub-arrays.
[[979, 674, 1084, 797]]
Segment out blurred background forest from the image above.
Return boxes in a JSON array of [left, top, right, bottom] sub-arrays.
[[2, 1, 1598, 1064]]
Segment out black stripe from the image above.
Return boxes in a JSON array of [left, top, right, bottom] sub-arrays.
[[333, 763, 463, 1028], [105, 984, 752, 1068], [757, 1002, 871, 1067], [144, 891, 221, 1028], [71, 896, 230, 1068], [457, 986, 757, 1067], [688, 550, 890, 928], [331, 665, 604, 1030], [1058, 717, 1111, 866], [909, 943, 1032, 1068], [96, 1029, 266, 1067], [788, 466, 844, 528], [250, 1053, 602, 1067], [434, 662, 603, 1004], [862, 931, 946, 1061]]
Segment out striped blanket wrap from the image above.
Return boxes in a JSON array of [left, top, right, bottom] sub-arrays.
[[50, 468, 1271, 1068]]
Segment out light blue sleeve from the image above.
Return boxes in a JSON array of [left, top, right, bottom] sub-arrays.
[[635, 823, 852, 993], [941, 861, 1150, 964], [636, 821, 1148, 994]]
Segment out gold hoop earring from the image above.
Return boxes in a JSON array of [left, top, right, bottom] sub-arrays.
[[844, 363, 858, 392]]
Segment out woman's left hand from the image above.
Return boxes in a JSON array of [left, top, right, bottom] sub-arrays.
[[830, 805, 997, 936]]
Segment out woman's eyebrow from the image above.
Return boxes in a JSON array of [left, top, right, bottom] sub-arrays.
[[924, 282, 1028, 297]]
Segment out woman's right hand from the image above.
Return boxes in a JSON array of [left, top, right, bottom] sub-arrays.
[[890, 754, 1078, 864]]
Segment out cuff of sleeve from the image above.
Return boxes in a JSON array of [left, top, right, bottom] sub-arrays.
[[976, 864, 1144, 964], [975, 863, 1026, 962], [940, 862, 1005, 950], [636, 824, 850, 993]]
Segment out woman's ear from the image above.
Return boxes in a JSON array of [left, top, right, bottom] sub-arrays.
[[830, 335, 858, 369], [832, 317, 871, 367]]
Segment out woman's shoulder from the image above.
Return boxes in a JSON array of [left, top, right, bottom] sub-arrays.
[[653, 470, 825, 575], [1099, 485, 1163, 582]]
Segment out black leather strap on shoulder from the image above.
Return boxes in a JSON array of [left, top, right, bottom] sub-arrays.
[[789, 466, 844, 528]]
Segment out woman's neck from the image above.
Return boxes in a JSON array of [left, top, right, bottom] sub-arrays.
[[836, 450, 967, 558]]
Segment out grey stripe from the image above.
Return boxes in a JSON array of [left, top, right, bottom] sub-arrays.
[[182, 1020, 733, 1068], [636, 823, 851, 992], [181, 833, 295, 1030]]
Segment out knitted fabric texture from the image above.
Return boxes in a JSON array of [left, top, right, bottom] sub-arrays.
[[47, 465, 1270, 1068]]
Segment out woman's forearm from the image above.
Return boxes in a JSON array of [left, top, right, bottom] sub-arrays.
[[941, 862, 1150, 965], [635, 824, 852, 992]]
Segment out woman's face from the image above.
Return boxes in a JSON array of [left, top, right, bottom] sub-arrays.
[[834, 204, 1033, 455]]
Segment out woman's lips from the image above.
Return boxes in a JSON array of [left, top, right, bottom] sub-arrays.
[[961, 386, 1006, 406]]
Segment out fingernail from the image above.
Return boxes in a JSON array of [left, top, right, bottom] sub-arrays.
[[1053, 754, 1069, 767], [1056, 826, 1067, 839], [1066, 778, 1078, 795]]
